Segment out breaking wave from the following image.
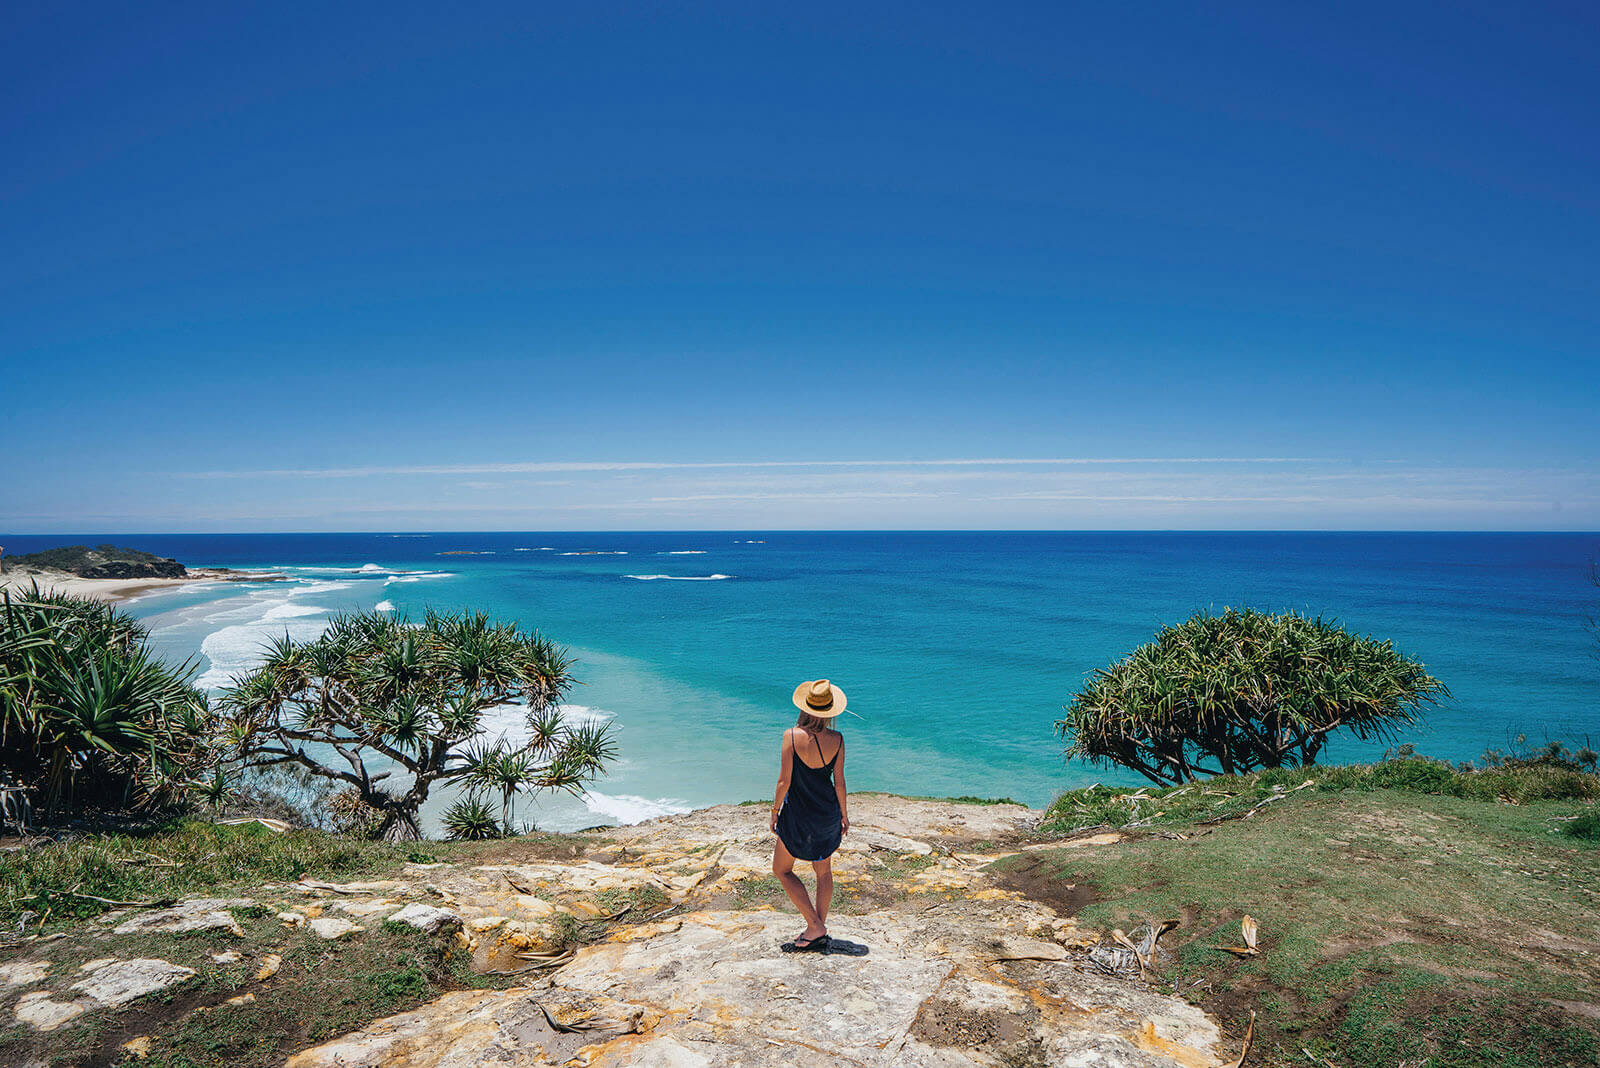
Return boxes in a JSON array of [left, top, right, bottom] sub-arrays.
[[624, 574, 732, 581]]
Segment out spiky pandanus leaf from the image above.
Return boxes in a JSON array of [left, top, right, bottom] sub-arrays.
[[442, 795, 503, 840]]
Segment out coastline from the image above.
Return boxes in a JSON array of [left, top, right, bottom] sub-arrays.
[[0, 566, 287, 605]]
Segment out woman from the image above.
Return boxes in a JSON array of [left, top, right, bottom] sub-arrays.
[[769, 678, 849, 952]]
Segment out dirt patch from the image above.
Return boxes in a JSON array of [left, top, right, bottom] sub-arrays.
[[988, 854, 1097, 916], [911, 997, 1035, 1047]]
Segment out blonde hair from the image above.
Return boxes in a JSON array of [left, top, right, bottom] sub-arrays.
[[795, 711, 835, 733]]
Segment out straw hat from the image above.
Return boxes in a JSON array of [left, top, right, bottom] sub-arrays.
[[792, 678, 846, 718]]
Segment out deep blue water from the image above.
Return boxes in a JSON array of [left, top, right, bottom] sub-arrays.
[[5, 532, 1596, 828]]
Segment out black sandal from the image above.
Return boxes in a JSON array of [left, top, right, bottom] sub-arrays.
[[781, 934, 831, 953]]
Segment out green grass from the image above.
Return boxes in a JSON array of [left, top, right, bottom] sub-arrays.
[[0, 902, 528, 1068], [0, 820, 590, 927], [1039, 756, 1600, 836], [1002, 766, 1600, 1068]]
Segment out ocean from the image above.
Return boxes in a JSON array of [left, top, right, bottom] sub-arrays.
[[5, 532, 1595, 832]]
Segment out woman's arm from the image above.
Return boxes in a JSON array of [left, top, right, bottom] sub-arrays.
[[770, 729, 794, 833], [833, 734, 849, 835]]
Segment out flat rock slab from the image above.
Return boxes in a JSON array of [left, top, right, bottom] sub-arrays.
[[310, 916, 365, 940], [288, 909, 1229, 1067], [387, 903, 462, 935], [0, 960, 51, 988], [112, 898, 253, 937], [70, 958, 196, 1008], [14, 958, 196, 1032]]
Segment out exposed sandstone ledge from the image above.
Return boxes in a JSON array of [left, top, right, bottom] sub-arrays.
[[4, 797, 1231, 1066], [280, 796, 1230, 1067]]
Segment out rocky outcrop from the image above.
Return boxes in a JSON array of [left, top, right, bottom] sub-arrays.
[[281, 797, 1234, 1067], [3, 797, 1241, 1066]]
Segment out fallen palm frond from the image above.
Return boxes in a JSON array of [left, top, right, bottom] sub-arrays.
[[483, 948, 578, 976], [1223, 1010, 1256, 1068], [1217, 915, 1260, 958], [54, 887, 176, 908], [1091, 918, 1179, 976]]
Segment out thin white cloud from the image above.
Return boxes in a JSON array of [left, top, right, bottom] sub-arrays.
[[175, 457, 1336, 479]]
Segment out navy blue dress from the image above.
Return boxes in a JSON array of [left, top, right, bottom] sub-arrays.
[[775, 729, 843, 862]]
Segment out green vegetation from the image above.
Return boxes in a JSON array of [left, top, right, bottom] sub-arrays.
[[0, 818, 591, 926], [0, 902, 516, 1068], [1058, 608, 1449, 785], [1005, 758, 1600, 1068], [0, 544, 186, 578], [440, 795, 502, 840], [1042, 751, 1600, 834], [0, 588, 221, 819], [219, 609, 614, 841]]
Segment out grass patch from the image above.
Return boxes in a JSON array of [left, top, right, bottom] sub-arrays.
[[1002, 771, 1600, 1068], [1039, 756, 1600, 836], [0, 906, 516, 1068], [730, 875, 784, 910], [0, 821, 591, 927]]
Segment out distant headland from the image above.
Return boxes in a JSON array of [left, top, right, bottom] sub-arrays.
[[0, 543, 286, 603]]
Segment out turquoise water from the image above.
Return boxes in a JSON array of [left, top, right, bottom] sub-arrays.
[[6, 532, 1594, 830]]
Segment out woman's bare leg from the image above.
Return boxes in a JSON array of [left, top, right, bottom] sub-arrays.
[[772, 838, 826, 939], [812, 858, 834, 925]]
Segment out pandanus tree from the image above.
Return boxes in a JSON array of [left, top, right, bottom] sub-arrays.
[[1057, 608, 1449, 786], [0, 587, 220, 820], [219, 609, 614, 840]]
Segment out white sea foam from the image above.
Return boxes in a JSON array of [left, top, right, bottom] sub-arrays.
[[558, 551, 628, 556], [661, 550, 707, 555], [383, 571, 453, 585], [357, 563, 386, 573], [375, 600, 396, 612], [624, 574, 733, 581], [471, 703, 615, 749], [196, 609, 330, 690], [581, 791, 692, 825]]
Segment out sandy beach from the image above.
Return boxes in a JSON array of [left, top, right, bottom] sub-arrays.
[[0, 567, 286, 604]]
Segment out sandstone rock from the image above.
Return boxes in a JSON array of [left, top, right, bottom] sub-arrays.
[[291, 909, 1228, 1067], [387, 903, 462, 935], [70, 958, 196, 1008], [255, 954, 283, 980], [309, 916, 364, 940], [282, 796, 1232, 1067], [210, 950, 243, 964], [79, 958, 117, 972], [112, 898, 253, 937], [14, 991, 86, 1031], [121, 1035, 154, 1058], [331, 898, 398, 917], [0, 960, 50, 988]]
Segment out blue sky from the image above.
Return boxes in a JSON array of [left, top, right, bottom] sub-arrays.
[[2, 2, 1595, 532]]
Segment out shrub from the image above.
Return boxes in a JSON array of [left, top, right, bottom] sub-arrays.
[[441, 796, 503, 840], [0, 587, 223, 821], [1562, 811, 1600, 841], [1058, 608, 1449, 785]]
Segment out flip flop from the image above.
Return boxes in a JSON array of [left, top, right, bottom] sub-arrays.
[[781, 934, 831, 954]]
